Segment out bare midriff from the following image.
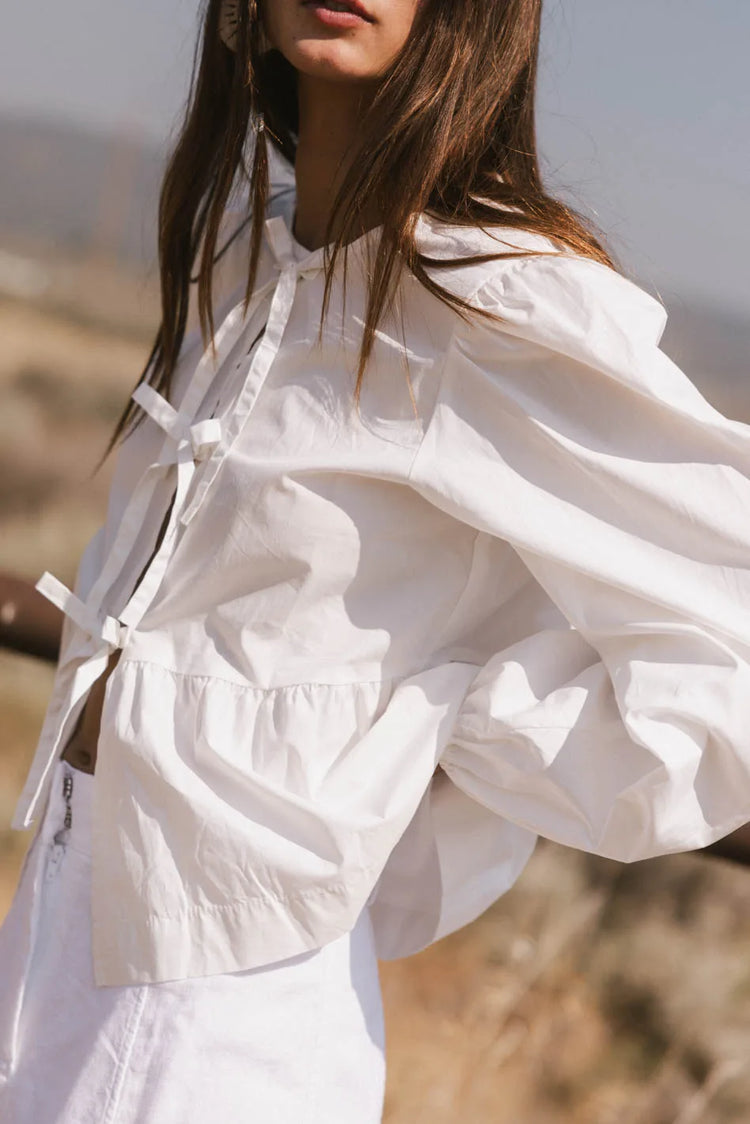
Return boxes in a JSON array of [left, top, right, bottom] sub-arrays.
[[59, 651, 121, 774], [59, 505, 173, 776]]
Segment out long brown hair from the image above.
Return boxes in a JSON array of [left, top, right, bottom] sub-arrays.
[[110, 0, 616, 449]]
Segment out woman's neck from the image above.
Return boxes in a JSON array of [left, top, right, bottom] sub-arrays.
[[292, 74, 379, 251]]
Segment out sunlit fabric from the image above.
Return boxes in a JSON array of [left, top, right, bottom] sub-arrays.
[[13, 187, 750, 985]]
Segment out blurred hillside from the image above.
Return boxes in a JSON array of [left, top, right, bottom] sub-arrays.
[[0, 114, 163, 267], [1, 112, 750, 1123]]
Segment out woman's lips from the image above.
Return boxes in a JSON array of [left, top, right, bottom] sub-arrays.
[[302, 1, 374, 29]]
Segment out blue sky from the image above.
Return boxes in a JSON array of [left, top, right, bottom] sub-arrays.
[[2, 0, 748, 315]]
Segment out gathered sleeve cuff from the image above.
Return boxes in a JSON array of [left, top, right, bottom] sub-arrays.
[[409, 253, 750, 862]]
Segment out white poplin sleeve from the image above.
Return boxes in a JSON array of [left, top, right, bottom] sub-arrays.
[[409, 253, 750, 862]]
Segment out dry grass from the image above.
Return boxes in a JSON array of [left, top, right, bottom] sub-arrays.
[[1, 270, 750, 1123], [379, 846, 750, 1123]]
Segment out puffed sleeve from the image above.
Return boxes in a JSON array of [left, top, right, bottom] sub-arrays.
[[408, 253, 750, 862]]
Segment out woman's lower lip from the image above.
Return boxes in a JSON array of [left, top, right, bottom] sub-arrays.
[[302, 2, 369, 29]]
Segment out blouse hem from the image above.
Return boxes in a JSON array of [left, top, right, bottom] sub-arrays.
[[90, 864, 382, 987]]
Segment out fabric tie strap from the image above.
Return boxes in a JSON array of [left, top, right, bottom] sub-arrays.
[[131, 384, 223, 463], [35, 572, 130, 649]]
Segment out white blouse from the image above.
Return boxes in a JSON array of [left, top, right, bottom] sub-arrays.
[[13, 184, 750, 986]]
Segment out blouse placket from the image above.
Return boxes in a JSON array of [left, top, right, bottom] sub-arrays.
[[16, 216, 322, 829]]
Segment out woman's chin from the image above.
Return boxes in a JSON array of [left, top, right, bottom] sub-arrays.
[[285, 42, 385, 84]]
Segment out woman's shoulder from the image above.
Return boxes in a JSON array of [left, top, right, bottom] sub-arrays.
[[417, 213, 669, 357], [416, 210, 562, 264], [414, 212, 558, 302]]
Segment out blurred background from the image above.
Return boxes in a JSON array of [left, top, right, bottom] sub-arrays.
[[1, 1, 749, 1120]]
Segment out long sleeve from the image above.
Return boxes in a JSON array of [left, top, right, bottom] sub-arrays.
[[408, 252, 750, 862]]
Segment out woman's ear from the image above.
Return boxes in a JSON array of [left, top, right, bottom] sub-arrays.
[[219, 0, 241, 51]]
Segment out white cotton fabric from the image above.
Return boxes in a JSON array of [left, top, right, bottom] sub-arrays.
[[11, 178, 750, 986], [0, 759, 386, 1123]]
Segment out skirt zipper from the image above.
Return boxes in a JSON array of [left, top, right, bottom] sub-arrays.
[[45, 767, 73, 881]]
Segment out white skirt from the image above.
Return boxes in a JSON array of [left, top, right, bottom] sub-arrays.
[[0, 758, 386, 1123]]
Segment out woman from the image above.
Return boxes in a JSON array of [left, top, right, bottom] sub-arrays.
[[2, 0, 750, 1120]]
